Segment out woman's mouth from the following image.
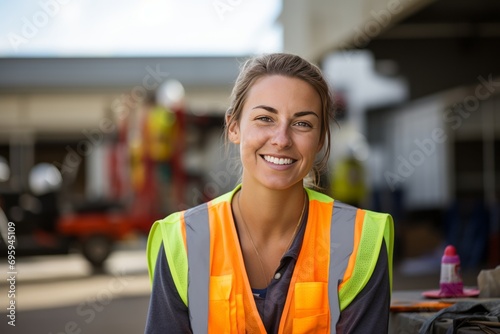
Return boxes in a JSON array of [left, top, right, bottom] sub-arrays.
[[262, 155, 295, 165]]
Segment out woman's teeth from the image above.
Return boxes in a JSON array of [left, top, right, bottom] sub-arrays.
[[263, 155, 293, 165]]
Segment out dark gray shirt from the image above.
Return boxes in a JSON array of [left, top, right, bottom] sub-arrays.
[[145, 205, 390, 333]]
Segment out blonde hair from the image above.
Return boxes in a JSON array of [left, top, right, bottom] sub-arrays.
[[224, 53, 335, 187]]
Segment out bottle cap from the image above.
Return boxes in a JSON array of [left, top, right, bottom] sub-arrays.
[[444, 245, 456, 256], [441, 245, 460, 264]]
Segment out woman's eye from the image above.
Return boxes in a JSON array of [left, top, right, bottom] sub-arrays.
[[295, 121, 312, 128], [256, 116, 273, 122]]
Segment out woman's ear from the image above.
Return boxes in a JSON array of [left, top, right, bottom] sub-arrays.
[[226, 115, 240, 144]]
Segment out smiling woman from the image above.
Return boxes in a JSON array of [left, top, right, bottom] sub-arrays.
[[145, 53, 394, 334], [227, 75, 323, 192]]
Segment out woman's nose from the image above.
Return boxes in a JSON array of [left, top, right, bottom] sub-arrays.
[[271, 124, 292, 149]]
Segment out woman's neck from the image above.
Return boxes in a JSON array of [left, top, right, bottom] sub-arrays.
[[236, 181, 306, 241]]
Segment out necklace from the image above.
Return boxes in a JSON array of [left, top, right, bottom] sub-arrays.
[[236, 190, 307, 286]]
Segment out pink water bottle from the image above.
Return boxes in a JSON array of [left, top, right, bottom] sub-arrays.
[[439, 245, 463, 297]]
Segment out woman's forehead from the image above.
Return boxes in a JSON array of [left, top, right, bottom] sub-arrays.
[[245, 75, 322, 108]]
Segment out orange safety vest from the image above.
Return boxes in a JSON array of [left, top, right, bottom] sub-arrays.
[[147, 186, 393, 333]]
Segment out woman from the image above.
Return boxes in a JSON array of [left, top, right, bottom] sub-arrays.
[[145, 53, 394, 333]]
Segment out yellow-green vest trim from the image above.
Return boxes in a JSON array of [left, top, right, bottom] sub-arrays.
[[147, 186, 393, 333]]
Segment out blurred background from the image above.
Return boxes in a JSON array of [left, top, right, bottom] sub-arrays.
[[0, 0, 499, 332]]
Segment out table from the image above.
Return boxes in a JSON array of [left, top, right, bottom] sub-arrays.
[[389, 290, 500, 334]]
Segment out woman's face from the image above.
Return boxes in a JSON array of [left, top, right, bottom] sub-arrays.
[[228, 75, 323, 190]]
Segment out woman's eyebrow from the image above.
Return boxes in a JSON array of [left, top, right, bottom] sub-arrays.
[[294, 111, 319, 118], [252, 104, 277, 113], [252, 105, 319, 118]]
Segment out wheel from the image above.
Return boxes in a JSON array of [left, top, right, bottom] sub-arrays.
[[81, 235, 113, 270]]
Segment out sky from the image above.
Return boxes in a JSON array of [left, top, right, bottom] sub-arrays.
[[0, 0, 282, 57]]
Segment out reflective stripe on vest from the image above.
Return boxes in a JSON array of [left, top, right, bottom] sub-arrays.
[[185, 204, 210, 334], [328, 200, 357, 331], [147, 187, 393, 334]]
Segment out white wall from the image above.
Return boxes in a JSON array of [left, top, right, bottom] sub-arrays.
[[385, 96, 449, 209], [377, 84, 500, 210]]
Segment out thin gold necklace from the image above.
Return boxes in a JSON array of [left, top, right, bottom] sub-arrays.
[[236, 190, 307, 286]]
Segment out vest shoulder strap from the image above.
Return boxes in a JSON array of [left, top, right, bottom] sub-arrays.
[[338, 209, 394, 310], [146, 211, 189, 306]]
